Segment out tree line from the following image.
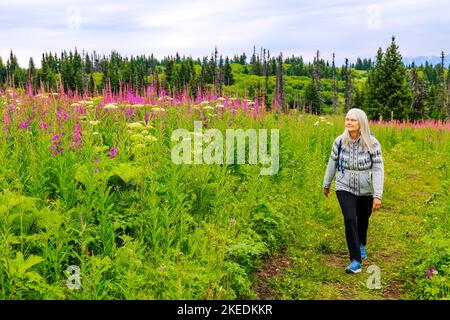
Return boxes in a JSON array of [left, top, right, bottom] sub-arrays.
[[303, 37, 449, 120], [0, 38, 449, 120]]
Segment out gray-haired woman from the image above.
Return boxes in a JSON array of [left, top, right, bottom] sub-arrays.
[[323, 108, 385, 273]]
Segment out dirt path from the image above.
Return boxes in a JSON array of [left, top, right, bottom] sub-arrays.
[[252, 253, 293, 299]]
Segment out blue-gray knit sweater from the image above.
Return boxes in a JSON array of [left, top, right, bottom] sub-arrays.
[[323, 134, 384, 200]]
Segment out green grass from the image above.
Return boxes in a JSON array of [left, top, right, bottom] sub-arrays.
[[252, 129, 449, 300]]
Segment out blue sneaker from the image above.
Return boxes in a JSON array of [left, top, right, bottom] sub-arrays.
[[345, 260, 362, 274], [360, 244, 367, 259]]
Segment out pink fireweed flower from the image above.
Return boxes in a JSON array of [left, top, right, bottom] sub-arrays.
[[50, 144, 65, 156], [125, 108, 133, 117], [2, 104, 13, 133], [20, 120, 30, 130], [92, 154, 101, 163], [39, 121, 48, 131], [425, 265, 438, 279], [51, 147, 65, 156], [252, 109, 258, 120], [243, 100, 248, 114], [50, 132, 66, 156], [109, 147, 118, 159], [69, 125, 82, 150], [56, 109, 64, 121], [202, 116, 209, 128]]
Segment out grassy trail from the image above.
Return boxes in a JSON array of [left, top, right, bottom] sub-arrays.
[[253, 141, 445, 300]]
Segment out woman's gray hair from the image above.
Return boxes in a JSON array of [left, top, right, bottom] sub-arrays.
[[341, 108, 375, 153]]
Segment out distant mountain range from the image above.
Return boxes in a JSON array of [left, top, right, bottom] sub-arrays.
[[402, 54, 450, 66]]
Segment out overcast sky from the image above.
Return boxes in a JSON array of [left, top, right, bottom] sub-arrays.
[[1, 0, 449, 66]]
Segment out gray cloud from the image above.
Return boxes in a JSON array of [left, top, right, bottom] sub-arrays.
[[0, 0, 449, 66]]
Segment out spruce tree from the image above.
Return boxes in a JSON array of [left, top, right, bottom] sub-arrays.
[[85, 53, 93, 74], [216, 55, 224, 95], [343, 58, 352, 113], [224, 57, 234, 86], [275, 53, 285, 112], [208, 53, 216, 85], [364, 48, 385, 119], [89, 74, 96, 96], [409, 64, 427, 120], [6, 50, 20, 85], [311, 50, 323, 114], [28, 57, 36, 79], [0, 57, 6, 87], [447, 64, 450, 118], [239, 52, 247, 65], [61, 51, 75, 92], [73, 50, 84, 93], [165, 58, 175, 94], [331, 53, 339, 114], [364, 37, 412, 120], [436, 51, 448, 119], [200, 56, 208, 93], [303, 80, 317, 114]]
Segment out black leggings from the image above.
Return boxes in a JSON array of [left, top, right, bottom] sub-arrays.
[[336, 190, 373, 263]]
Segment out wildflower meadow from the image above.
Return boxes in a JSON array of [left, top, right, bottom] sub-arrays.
[[0, 83, 448, 300]]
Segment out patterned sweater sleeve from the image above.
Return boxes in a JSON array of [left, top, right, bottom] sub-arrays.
[[323, 137, 340, 189], [371, 138, 384, 200]]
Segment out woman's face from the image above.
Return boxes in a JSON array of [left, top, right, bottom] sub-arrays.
[[345, 115, 360, 133]]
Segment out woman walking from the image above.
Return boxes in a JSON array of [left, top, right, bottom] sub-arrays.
[[323, 108, 384, 273]]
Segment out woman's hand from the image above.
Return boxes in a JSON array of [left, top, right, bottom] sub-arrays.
[[372, 198, 381, 211], [323, 187, 330, 197]]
